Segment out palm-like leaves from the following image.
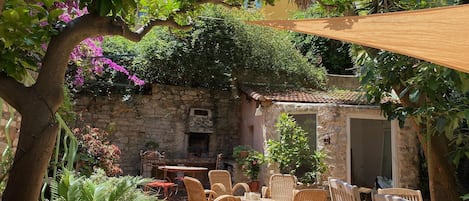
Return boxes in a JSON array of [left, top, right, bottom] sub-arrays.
[[50, 169, 158, 201]]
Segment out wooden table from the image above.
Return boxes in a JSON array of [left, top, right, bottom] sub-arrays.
[[157, 165, 208, 181]]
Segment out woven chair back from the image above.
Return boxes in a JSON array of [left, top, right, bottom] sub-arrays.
[[269, 174, 297, 201], [293, 189, 328, 201], [184, 176, 208, 201], [209, 170, 232, 195]]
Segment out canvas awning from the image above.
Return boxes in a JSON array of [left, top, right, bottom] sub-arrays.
[[248, 5, 469, 73]]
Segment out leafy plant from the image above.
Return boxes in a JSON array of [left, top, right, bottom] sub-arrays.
[[298, 150, 327, 184], [291, 6, 354, 75], [233, 145, 251, 163], [267, 113, 327, 184], [462, 193, 469, 201], [50, 168, 159, 201], [242, 150, 265, 180], [233, 145, 265, 180], [73, 126, 122, 176]]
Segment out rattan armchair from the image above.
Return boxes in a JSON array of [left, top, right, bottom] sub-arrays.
[[208, 170, 250, 196], [262, 174, 297, 201], [328, 177, 361, 201], [377, 188, 422, 201], [184, 176, 218, 201], [293, 189, 328, 201]]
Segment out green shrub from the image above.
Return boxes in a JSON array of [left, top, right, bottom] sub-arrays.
[[267, 113, 326, 184], [50, 169, 159, 201]]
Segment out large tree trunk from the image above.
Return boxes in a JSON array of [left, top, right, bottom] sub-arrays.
[[397, 86, 460, 201], [2, 91, 60, 200], [417, 131, 460, 201]]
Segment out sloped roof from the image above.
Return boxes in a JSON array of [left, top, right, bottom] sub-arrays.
[[239, 85, 370, 105]]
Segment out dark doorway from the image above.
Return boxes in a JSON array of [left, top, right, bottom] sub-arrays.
[[351, 118, 392, 188]]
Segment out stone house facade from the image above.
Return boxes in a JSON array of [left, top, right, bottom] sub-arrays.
[[238, 82, 421, 189]]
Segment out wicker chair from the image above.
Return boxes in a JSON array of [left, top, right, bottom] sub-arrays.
[[262, 174, 297, 201], [208, 170, 250, 196], [374, 194, 410, 201], [328, 177, 361, 201], [377, 188, 423, 201], [184, 176, 218, 201], [293, 189, 328, 201]]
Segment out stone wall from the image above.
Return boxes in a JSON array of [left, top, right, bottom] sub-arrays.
[[327, 74, 360, 90], [74, 84, 240, 175], [260, 102, 420, 189]]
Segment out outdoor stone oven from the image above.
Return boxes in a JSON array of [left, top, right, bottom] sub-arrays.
[[187, 108, 213, 158]]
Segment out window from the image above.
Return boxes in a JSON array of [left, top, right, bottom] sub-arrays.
[[291, 114, 317, 151]]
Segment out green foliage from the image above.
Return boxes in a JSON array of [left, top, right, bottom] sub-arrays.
[[73, 126, 123, 177], [232, 145, 251, 163], [291, 6, 354, 75], [358, 32, 469, 168], [130, 5, 326, 90], [348, 0, 469, 195], [85, 6, 327, 94], [57, 87, 77, 126], [267, 113, 326, 183], [233, 146, 265, 180], [0, 0, 57, 81], [462, 193, 469, 200], [51, 169, 159, 201], [243, 150, 265, 180]]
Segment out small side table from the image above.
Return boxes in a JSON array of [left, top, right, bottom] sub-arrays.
[[145, 181, 178, 198]]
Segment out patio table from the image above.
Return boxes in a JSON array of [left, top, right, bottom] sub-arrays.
[[157, 165, 208, 181]]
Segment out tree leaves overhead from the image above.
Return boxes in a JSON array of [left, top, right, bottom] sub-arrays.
[[100, 5, 326, 92]]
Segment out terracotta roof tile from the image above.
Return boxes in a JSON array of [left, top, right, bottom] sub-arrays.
[[239, 85, 370, 105]]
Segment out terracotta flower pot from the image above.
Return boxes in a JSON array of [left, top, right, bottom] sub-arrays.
[[239, 151, 249, 158], [249, 180, 260, 192]]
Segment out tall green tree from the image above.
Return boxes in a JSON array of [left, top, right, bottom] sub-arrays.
[[301, 0, 469, 200], [356, 2, 469, 201], [290, 7, 354, 75], [0, 0, 276, 200]]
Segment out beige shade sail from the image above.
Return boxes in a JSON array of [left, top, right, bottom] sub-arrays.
[[248, 5, 469, 73]]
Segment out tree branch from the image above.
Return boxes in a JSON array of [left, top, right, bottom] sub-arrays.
[[122, 17, 191, 42], [0, 72, 30, 111]]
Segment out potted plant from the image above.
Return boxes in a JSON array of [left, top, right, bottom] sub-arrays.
[[242, 150, 265, 192], [233, 145, 250, 163], [266, 113, 327, 186], [233, 145, 265, 192]]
